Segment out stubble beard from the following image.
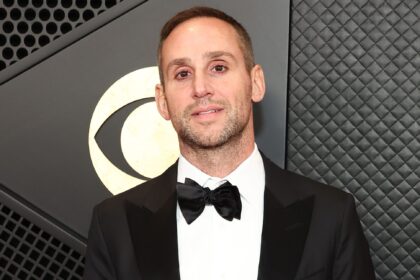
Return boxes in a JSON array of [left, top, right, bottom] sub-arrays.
[[174, 99, 249, 151]]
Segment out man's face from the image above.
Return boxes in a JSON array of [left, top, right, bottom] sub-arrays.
[[156, 17, 265, 150]]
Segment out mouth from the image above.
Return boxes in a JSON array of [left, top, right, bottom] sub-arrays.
[[192, 107, 223, 116]]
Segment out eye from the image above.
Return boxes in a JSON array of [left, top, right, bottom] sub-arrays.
[[175, 70, 191, 80], [211, 64, 227, 73]]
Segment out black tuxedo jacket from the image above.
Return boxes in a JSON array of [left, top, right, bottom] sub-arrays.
[[84, 155, 375, 280]]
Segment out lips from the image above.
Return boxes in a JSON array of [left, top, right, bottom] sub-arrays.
[[192, 106, 223, 116], [197, 109, 218, 115]]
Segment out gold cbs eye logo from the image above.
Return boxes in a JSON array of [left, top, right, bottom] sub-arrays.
[[88, 66, 179, 195]]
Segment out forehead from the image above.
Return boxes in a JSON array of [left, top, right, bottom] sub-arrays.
[[161, 17, 243, 63]]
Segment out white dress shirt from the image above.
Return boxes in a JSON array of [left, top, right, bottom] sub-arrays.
[[177, 145, 265, 280]]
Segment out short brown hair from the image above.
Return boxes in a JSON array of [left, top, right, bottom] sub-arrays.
[[157, 6, 255, 84]]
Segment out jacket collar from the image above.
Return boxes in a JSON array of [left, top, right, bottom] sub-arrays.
[[125, 163, 181, 280], [257, 154, 314, 280], [125, 155, 314, 280]]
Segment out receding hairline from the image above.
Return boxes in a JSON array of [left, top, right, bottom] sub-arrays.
[[160, 18, 244, 70], [157, 7, 255, 85]]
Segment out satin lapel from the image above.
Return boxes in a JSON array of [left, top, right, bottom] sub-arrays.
[[258, 155, 314, 280], [126, 164, 180, 280]]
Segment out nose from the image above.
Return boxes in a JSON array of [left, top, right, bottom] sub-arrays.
[[192, 72, 212, 99]]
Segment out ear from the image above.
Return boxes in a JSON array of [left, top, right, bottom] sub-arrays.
[[250, 64, 265, 103], [155, 84, 171, 120]]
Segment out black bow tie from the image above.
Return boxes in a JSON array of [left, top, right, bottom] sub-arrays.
[[176, 178, 242, 224]]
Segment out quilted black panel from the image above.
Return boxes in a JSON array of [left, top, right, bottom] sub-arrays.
[[287, 1, 420, 279]]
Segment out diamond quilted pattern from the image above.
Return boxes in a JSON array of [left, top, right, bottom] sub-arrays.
[[288, 1, 420, 279]]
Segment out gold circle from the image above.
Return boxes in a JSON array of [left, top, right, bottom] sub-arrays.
[[121, 102, 179, 178], [88, 66, 179, 195]]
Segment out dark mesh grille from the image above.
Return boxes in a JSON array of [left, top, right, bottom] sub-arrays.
[[288, 0, 420, 279], [0, 0, 124, 71], [0, 202, 85, 279]]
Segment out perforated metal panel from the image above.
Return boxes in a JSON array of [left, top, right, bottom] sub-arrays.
[[0, 0, 124, 71], [0, 184, 86, 279], [0, 204, 84, 279], [288, 0, 420, 279]]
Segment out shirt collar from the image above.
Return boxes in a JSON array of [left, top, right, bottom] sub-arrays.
[[177, 144, 265, 204]]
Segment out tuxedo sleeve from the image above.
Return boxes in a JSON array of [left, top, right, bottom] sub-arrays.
[[332, 195, 376, 280], [83, 206, 116, 280]]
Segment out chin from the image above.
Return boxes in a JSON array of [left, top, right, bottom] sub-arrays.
[[182, 128, 244, 150], [178, 117, 248, 150], [183, 135, 226, 149]]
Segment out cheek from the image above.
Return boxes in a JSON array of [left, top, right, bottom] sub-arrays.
[[233, 83, 253, 106], [165, 100, 177, 117], [165, 97, 185, 118], [235, 89, 254, 118], [162, 85, 190, 110]]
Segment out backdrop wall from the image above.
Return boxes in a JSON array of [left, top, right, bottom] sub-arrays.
[[0, 0, 418, 279], [0, 0, 290, 278]]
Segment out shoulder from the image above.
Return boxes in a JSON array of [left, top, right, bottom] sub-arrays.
[[93, 161, 178, 216], [262, 153, 354, 207]]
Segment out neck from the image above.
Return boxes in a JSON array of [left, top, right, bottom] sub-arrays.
[[180, 133, 255, 178]]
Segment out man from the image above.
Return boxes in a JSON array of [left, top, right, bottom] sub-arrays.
[[84, 6, 375, 280]]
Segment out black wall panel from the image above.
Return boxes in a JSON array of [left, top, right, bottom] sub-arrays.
[[288, 1, 420, 279], [0, 184, 85, 279], [2, 0, 418, 278], [0, 0, 125, 72], [0, 3, 290, 278]]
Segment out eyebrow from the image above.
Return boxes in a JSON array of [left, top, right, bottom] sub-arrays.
[[166, 58, 192, 71], [203, 51, 236, 61], [165, 51, 237, 75]]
